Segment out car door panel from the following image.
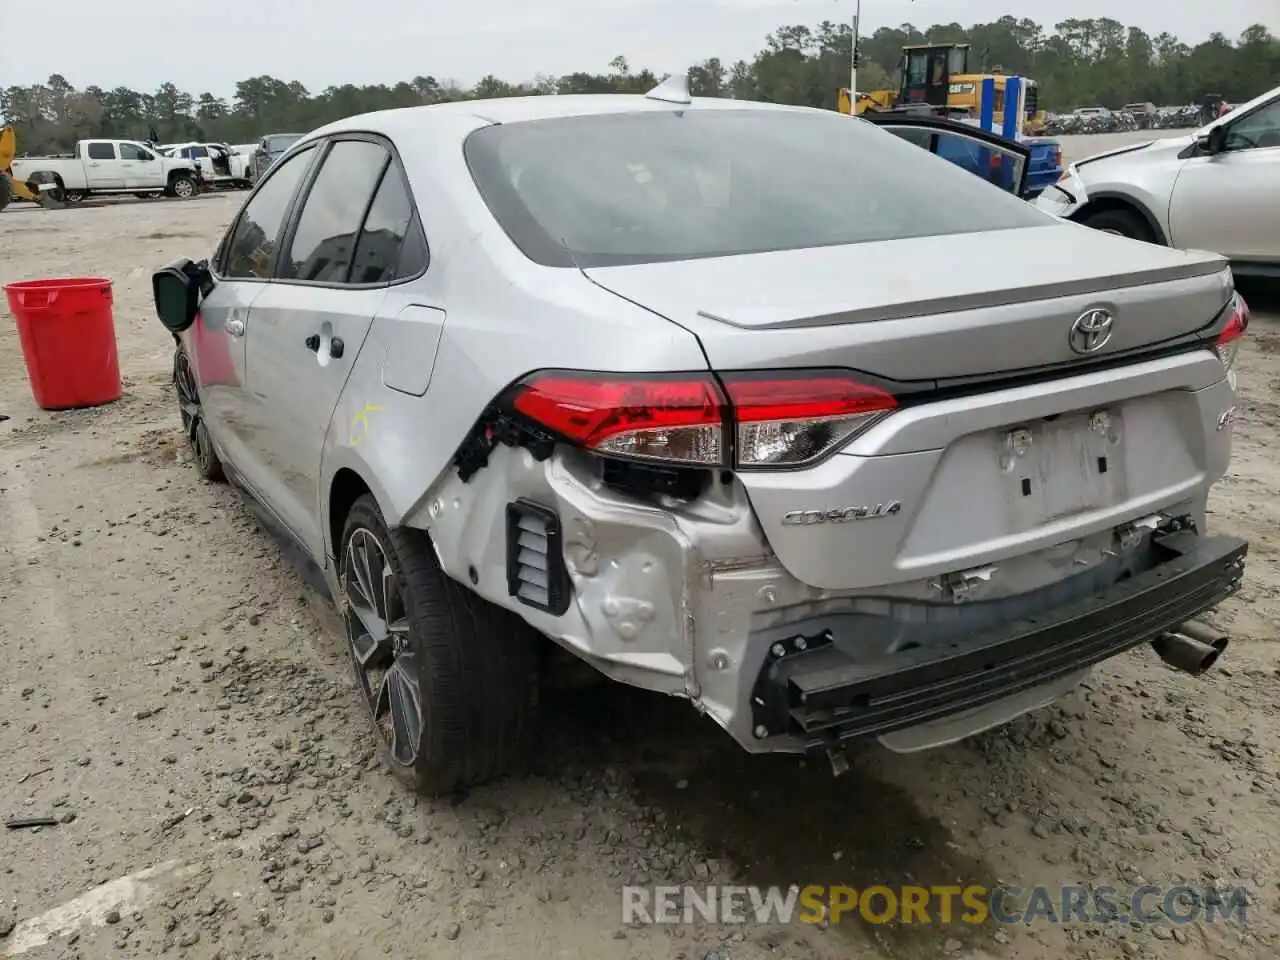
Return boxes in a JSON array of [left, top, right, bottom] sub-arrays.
[[189, 281, 262, 469], [120, 143, 164, 188], [1168, 150, 1279, 261], [136, 151, 165, 188], [1168, 98, 1280, 263], [203, 144, 321, 524], [864, 114, 1030, 196], [84, 142, 123, 189], [236, 138, 398, 561], [244, 285, 386, 557]]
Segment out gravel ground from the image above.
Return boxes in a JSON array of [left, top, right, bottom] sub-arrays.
[[1, 162, 1278, 960]]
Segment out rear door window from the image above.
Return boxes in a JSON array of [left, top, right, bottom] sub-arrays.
[[281, 140, 390, 284], [86, 142, 115, 160], [350, 164, 427, 283]]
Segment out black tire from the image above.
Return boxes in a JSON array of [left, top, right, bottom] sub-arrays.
[[169, 174, 197, 200], [62, 189, 86, 203], [173, 346, 224, 482], [1081, 207, 1155, 243], [339, 494, 539, 795], [0, 176, 10, 213]]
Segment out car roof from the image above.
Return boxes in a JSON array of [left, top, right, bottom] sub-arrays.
[[305, 94, 823, 142]]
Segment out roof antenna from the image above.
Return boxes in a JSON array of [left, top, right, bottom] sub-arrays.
[[645, 71, 692, 105]]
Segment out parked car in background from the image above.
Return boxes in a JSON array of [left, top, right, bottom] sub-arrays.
[[1037, 84, 1280, 278], [153, 80, 1249, 796], [163, 141, 252, 190], [250, 133, 304, 181], [11, 139, 200, 202], [862, 106, 1063, 199], [1123, 102, 1158, 127]]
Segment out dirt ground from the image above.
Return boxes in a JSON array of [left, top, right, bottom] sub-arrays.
[[2, 145, 1278, 960]]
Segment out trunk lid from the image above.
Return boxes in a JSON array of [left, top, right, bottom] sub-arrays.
[[584, 223, 1231, 382], [587, 223, 1237, 592]]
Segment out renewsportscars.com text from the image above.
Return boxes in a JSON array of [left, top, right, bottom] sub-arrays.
[[622, 884, 1248, 926]]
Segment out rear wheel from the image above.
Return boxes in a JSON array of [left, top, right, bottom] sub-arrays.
[[339, 494, 539, 796], [0, 176, 10, 213], [1081, 207, 1155, 243], [174, 347, 223, 482], [62, 189, 86, 203]]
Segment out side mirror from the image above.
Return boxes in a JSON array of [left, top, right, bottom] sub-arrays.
[[1200, 125, 1228, 154], [152, 259, 211, 334]]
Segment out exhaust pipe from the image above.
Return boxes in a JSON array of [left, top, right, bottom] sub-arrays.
[[1152, 619, 1230, 677]]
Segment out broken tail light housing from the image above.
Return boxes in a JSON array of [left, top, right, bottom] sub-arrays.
[[720, 373, 897, 468], [511, 373, 725, 465], [1214, 293, 1249, 371], [508, 369, 897, 470]]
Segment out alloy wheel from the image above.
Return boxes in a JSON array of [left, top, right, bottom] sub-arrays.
[[174, 352, 216, 474], [342, 528, 421, 765]]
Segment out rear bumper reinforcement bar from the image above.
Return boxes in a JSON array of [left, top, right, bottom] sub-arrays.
[[756, 530, 1247, 747]]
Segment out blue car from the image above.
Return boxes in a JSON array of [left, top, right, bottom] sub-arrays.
[[863, 110, 1063, 200], [1022, 137, 1065, 199]]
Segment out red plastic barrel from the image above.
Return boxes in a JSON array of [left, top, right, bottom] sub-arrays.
[[3, 277, 122, 410]]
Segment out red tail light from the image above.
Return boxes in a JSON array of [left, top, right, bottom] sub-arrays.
[[508, 370, 896, 469], [511, 373, 726, 465], [721, 373, 897, 467], [1214, 293, 1249, 371]]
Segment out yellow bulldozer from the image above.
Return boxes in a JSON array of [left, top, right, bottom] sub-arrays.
[[838, 42, 1048, 136], [0, 126, 63, 211]]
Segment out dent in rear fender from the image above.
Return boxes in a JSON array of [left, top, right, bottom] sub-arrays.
[[322, 329, 450, 545], [422, 445, 705, 694]]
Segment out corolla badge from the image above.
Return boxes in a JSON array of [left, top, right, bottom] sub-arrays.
[[781, 502, 902, 526]]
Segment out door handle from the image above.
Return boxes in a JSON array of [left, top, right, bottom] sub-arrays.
[[225, 318, 245, 337], [304, 334, 321, 352], [329, 337, 344, 359]]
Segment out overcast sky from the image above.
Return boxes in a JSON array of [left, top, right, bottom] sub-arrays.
[[3, 0, 1276, 97]]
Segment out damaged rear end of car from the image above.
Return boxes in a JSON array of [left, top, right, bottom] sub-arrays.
[[427, 102, 1249, 767]]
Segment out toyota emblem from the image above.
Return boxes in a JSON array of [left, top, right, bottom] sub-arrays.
[[1069, 308, 1114, 354]]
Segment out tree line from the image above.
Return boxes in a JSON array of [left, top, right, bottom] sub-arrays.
[[3, 16, 1276, 155]]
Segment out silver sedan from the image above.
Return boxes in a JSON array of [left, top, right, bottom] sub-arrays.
[[151, 78, 1249, 795]]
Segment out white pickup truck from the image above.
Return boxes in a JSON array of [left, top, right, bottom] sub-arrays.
[[11, 139, 201, 202], [160, 142, 251, 190]]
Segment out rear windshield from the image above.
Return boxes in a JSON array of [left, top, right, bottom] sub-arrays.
[[266, 135, 302, 152], [463, 109, 1049, 268]]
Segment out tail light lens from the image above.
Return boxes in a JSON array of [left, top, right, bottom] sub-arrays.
[[508, 370, 896, 470], [721, 373, 897, 467], [511, 373, 725, 465], [1214, 293, 1249, 371]]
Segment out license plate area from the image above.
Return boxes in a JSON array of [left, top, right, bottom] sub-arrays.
[[1003, 409, 1123, 528]]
